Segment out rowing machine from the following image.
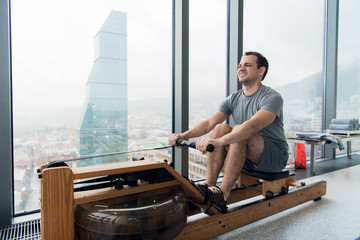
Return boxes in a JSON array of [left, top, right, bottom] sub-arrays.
[[39, 141, 326, 240]]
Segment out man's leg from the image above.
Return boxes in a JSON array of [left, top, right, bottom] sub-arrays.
[[219, 133, 264, 199], [205, 124, 232, 186]]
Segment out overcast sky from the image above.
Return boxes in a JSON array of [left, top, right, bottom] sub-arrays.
[[11, 0, 173, 115], [11, 0, 355, 116]]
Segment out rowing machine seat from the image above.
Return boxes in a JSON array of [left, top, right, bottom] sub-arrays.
[[241, 168, 291, 181]]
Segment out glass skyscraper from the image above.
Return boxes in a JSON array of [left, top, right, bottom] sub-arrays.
[[78, 10, 128, 166]]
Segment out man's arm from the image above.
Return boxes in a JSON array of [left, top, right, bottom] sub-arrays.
[[195, 109, 276, 153], [168, 111, 228, 145], [217, 109, 276, 145]]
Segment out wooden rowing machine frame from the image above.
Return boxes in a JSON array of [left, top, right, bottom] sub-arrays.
[[39, 159, 326, 240]]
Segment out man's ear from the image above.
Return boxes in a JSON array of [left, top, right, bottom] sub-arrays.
[[259, 66, 266, 78]]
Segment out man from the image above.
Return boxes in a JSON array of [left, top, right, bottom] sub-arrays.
[[168, 51, 288, 213]]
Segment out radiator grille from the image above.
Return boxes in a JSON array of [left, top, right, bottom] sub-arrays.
[[0, 219, 40, 240]]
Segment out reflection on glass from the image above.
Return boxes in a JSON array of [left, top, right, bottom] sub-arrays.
[[11, 0, 171, 214], [244, 0, 325, 159], [337, 0, 360, 151], [188, 0, 227, 180]]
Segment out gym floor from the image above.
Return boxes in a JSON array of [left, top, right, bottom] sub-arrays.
[[214, 153, 360, 240]]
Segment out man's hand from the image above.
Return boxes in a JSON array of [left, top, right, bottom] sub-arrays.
[[168, 133, 182, 146], [196, 137, 221, 154]]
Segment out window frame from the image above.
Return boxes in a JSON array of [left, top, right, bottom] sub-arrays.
[[0, 0, 14, 228]]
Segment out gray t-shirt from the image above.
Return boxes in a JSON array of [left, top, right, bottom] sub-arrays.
[[219, 85, 288, 151]]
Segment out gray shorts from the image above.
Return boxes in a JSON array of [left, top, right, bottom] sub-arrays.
[[243, 136, 288, 173]]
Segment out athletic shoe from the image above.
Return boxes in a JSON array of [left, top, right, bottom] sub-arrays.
[[195, 182, 208, 197], [207, 186, 228, 213]]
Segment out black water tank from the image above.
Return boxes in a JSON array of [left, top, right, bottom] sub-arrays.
[[74, 186, 187, 240]]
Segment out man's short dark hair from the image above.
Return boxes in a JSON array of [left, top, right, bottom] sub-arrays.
[[244, 51, 269, 80]]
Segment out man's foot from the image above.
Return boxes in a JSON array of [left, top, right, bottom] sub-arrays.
[[207, 186, 228, 213], [195, 182, 208, 197]]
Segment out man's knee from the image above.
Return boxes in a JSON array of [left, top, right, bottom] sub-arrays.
[[211, 123, 232, 138]]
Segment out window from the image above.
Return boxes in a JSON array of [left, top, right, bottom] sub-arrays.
[[188, 0, 227, 180], [337, 0, 360, 152], [11, 0, 171, 215], [243, 0, 325, 158]]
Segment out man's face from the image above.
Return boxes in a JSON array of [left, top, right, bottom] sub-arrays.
[[237, 54, 264, 84]]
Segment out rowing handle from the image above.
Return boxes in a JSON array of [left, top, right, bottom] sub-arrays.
[[176, 139, 215, 152]]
